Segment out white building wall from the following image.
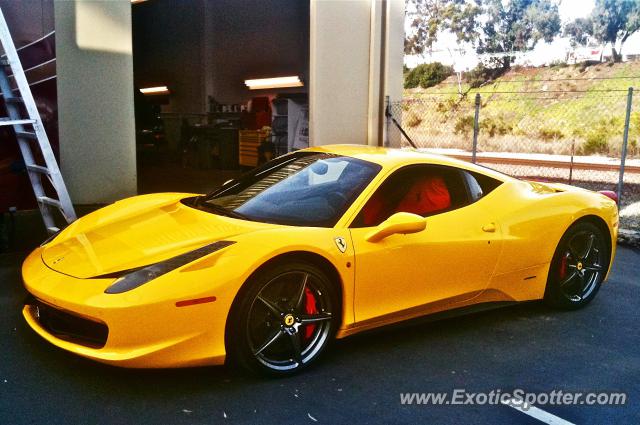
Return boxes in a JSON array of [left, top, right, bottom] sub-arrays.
[[55, 0, 137, 204], [309, 0, 372, 147], [385, 0, 405, 147], [53, 0, 404, 203], [310, 0, 404, 148]]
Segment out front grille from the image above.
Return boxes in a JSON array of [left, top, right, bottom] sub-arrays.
[[25, 295, 108, 349]]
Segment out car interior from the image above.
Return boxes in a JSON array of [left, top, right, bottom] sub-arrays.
[[353, 165, 499, 227]]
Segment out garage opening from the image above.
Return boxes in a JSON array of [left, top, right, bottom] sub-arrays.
[[132, 0, 310, 195]]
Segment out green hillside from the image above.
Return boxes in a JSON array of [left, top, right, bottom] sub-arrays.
[[401, 62, 640, 158]]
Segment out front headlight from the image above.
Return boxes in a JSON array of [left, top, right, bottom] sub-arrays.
[[104, 240, 236, 294]]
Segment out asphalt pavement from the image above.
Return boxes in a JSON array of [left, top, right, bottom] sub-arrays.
[[1, 247, 639, 424]]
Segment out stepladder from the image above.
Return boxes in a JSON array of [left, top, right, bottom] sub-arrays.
[[0, 7, 76, 233]]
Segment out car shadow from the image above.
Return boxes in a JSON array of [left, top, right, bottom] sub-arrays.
[[17, 299, 565, 393]]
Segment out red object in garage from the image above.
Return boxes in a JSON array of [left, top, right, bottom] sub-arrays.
[[246, 96, 271, 130]]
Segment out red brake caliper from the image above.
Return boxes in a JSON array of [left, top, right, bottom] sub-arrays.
[[559, 253, 568, 280], [304, 287, 318, 339]]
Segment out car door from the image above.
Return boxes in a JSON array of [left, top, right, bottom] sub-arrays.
[[348, 164, 503, 323]]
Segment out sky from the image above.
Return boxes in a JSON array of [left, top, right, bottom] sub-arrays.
[[558, 0, 594, 21], [404, 0, 640, 69]]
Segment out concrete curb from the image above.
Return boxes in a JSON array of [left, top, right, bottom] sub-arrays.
[[618, 228, 640, 249]]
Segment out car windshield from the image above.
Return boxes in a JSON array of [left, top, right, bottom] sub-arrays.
[[189, 152, 381, 227]]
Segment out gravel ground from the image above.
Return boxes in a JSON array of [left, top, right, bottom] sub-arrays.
[[619, 201, 640, 232]]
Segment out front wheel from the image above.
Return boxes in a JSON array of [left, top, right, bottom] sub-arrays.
[[227, 261, 339, 375], [544, 222, 609, 310]]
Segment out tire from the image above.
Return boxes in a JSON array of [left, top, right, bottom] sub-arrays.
[[544, 222, 609, 310], [226, 261, 340, 376]]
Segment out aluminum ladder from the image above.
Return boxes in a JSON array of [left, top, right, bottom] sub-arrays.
[[0, 8, 76, 233]]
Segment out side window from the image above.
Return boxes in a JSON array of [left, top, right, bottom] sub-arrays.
[[352, 165, 470, 228], [462, 170, 502, 202], [463, 171, 483, 202]]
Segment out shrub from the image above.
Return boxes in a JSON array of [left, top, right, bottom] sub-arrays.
[[630, 138, 638, 157], [627, 111, 640, 140], [454, 115, 475, 136], [480, 116, 512, 138], [538, 128, 564, 141], [572, 127, 586, 138], [549, 59, 569, 69], [435, 98, 457, 113], [464, 64, 507, 88], [405, 111, 422, 128], [582, 130, 610, 154], [578, 117, 624, 155], [581, 124, 611, 155], [404, 62, 453, 89], [574, 60, 598, 73]]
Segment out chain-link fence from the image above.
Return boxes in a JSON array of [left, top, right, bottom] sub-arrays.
[[387, 89, 640, 231]]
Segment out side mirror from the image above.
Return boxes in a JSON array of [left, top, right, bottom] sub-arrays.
[[365, 212, 426, 243]]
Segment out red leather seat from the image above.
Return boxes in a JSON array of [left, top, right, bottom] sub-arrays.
[[362, 193, 385, 226], [361, 175, 451, 226], [395, 176, 451, 216]]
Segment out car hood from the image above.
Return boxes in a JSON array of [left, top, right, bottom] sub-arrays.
[[41, 193, 272, 279]]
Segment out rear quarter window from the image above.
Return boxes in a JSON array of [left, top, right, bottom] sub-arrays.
[[463, 170, 502, 202]]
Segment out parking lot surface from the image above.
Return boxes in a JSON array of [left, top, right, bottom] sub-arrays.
[[1, 247, 638, 424]]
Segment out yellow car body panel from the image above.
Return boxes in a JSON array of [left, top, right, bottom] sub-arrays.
[[21, 145, 618, 367]]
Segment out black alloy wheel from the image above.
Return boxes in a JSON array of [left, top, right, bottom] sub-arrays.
[[227, 261, 339, 375], [545, 222, 609, 309]]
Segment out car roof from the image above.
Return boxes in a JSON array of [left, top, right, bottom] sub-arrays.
[[305, 144, 513, 182]]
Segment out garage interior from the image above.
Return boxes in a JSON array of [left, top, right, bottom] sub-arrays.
[[0, 0, 404, 251], [0, 0, 313, 249], [132, 0, 310, 194]]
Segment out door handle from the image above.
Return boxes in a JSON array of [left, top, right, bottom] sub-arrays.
[[482, 223, 496, 233]]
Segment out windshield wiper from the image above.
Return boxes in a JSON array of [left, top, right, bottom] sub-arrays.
[[199, 202, 248, 220], [192, 195, 205, 207]]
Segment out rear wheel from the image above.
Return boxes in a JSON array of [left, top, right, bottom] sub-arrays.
[[227, 261, 339, 375], [544, 222, 609, 309]]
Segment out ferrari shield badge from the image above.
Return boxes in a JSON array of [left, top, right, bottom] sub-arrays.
[[284, 314, 295, 326], [334, 236, 347, 253]]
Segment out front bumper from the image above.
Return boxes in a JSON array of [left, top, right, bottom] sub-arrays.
[[22, 247, 228, 368]]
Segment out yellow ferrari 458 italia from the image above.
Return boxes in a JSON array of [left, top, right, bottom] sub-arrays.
[[22, 145, 618, 375]]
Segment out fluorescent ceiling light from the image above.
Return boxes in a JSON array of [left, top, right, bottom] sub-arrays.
[[244, 76, 303, 90], [131, 0, 148, 4], [140, 86, 169, 95]]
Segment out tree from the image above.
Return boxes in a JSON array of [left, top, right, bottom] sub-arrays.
[[566, 1, 640, 62], [404, 0, 481, 55], [405, 0, 561, 70], [477, 0, 561, 69], [564, 17, 594, 48], [590, 0, 640, 62]]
